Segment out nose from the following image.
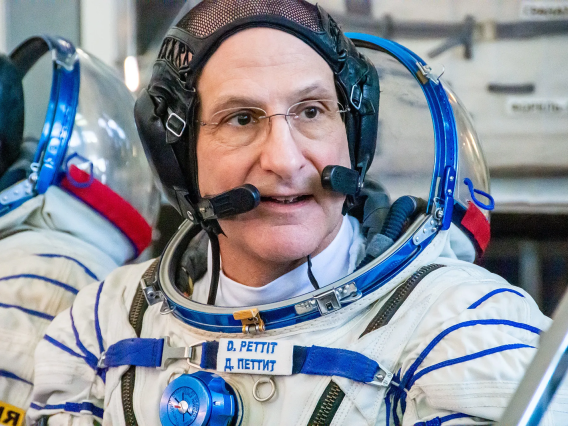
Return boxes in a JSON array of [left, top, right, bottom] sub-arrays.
[[258, 114, 307, 181]]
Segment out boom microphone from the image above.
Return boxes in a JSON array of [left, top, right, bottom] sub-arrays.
[[197, 184, 260, 221], [321, 165, 362, 195]]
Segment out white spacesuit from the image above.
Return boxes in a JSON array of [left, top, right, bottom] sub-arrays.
[[0, 36, 159, 417], [27, 2, 568, 425], [29, 225, 568, 426]]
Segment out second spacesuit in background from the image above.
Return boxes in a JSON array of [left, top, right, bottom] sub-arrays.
[[0, 36, 160, 415]]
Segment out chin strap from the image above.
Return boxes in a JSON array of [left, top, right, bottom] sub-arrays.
[[307, 255, 320, 290], [206, 231, 221, 305]]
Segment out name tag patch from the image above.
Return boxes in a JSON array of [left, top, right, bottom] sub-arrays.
[[217, 338, 293, 375], [0, 401, 24, 426]]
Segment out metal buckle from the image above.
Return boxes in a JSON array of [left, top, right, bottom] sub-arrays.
[[367, 367, 393, 388], [0, 179, 34, 205], [97, 352, 107, 369], [233, 308, 266, 335], [416, 62, 445, 85], [140, 276, 164, 306], [315, 289, 341, 315], [166, 111, 186, 137], [197, 199, 216, 221], [412, 215, 438, 246], [160, 336, 205, 370], [350, 84, 363, 110], [295, 282, 362, 315]]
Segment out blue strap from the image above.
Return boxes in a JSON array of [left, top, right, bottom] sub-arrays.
[[0, 274, 79, 294], [385, 394, 392, 426], [414, 413, 470, 426], [0, 369, 32, 385], [103, 338, 380, 383], [94, 281, 105, 353], [298, 345, 379, 382], [29, 401, 104, 418], [468, 288, 524, 309], [104, 338, 164, 368], [35, 253, 99, 280], [464, 178, 495, 211], [0, 302, 54, 320], [385, 370, 403, 426], [201, 341, 219, 369]]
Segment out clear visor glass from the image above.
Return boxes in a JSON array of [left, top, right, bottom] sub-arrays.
[[446, 86, 491, 220], [65, 49, 160, 224], [358, 47, 436, 205], [24, 48, 161, 225]]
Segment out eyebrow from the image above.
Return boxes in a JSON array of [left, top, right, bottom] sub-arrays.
[[206, 82, 337, 113]]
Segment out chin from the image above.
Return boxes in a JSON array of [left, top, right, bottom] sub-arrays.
[[246, 223, 327, 263], [218, 206, 343, 265]]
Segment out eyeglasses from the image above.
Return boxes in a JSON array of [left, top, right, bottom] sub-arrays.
[[198, 99, 349, 146]]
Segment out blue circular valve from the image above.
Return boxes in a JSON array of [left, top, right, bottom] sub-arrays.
[[160, 371, 239, 426]]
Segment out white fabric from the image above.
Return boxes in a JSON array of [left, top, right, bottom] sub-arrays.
[[438, 223, 476, 264], [192, 215, 366, 307], [28, 226, 568, 425], [0, 186, 133, 410]]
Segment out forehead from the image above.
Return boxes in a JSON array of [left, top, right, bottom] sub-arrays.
[[197, 28, 336, 110]]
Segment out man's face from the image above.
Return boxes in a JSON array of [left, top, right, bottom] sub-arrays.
[[196, 28, 351, 266]]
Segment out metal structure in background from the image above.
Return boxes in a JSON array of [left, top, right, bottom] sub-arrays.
[[498, 285, 568, 425], [333, 10, 568, 59], [327, 0, 568, 217]]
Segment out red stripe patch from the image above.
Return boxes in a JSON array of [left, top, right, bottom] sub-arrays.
[[461, 202, 491, 253], [60, 165, 152, 256]]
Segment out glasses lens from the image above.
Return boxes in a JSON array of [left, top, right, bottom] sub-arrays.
[[206, 107, 266, 146], [287, 100, 345, 140]]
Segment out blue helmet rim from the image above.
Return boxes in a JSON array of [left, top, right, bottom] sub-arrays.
[[0, 35, 79, 216], [33, 36, 80, 194]]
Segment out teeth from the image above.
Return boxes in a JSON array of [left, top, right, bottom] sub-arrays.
[[273, 196, 298, 203]]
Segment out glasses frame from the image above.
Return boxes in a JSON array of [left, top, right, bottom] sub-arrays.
[[197, 99, 350, 129]]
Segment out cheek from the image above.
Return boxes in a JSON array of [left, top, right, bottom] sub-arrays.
[[196, 137, 254, 196], [196, 139, 214, 195], [309, 130, 351, 172]]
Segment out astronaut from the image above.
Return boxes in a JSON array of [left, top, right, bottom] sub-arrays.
[[28, 1, 568, 425], [0, 36, 159, 417]]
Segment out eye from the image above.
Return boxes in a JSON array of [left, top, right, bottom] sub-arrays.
[[302, 106, 319, 119], [226, 112, 258, 127], [291, 100, 332, 120]]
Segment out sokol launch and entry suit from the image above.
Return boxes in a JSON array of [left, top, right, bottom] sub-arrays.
[[0, 36, 159, 417], [28, 1, 568, 425]]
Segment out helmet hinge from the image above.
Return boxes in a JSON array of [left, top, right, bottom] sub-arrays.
[[233, 308, 265, 335]]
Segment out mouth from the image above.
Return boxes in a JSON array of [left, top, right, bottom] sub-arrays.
[[260, 194, 311, 205]]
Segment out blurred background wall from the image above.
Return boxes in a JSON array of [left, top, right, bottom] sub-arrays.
[[1, 0, 567, 315]]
